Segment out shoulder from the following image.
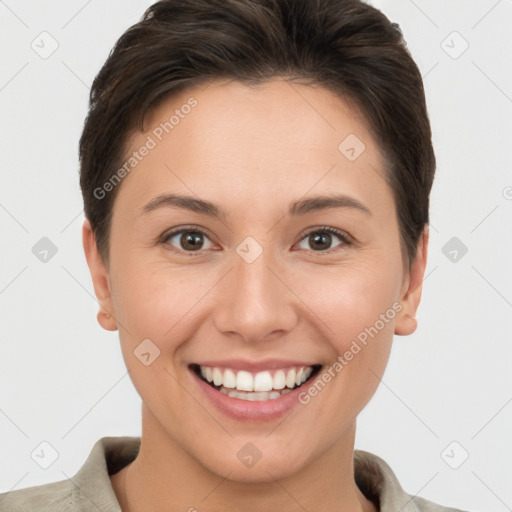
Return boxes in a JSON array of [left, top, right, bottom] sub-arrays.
[[353, 449, 471, 512], [409, 494, 469, 512], [0, 479, 73, 512], [0, 436, 139, 512]]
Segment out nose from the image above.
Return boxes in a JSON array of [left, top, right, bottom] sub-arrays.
[[212, 249, 299, 343]]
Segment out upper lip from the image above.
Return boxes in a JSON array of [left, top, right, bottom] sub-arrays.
[[192, 359, 320, 372]]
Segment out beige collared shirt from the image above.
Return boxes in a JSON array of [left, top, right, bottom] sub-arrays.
[[0, 436, 469, 511]]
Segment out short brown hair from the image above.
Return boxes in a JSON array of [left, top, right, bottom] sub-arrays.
[[79, 0, 435, 266]]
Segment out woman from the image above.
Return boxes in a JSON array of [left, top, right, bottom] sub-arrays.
[[0, 0, 469, 510]]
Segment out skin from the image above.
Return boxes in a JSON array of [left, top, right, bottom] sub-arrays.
[[83, 78, 428, 512]]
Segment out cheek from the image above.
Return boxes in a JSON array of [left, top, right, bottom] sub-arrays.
[[110, 254, 219, 364], [112, 270, 187, 338], [112, 247, 403, 343], [297, 266, 400, 420], [305, 258, 402, 340], [301, 259, 401, 389], [108, 261, 199, 410]]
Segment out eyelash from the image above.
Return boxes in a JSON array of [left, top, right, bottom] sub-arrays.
[[161, 225, 353, 256]]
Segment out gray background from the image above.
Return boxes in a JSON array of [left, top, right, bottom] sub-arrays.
[[1, 1, 511, 510]]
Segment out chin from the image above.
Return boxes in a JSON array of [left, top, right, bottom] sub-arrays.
[[194, 441, 311, 483]]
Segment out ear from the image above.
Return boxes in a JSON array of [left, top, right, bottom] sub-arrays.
[[82, 219, 118, 331], [394, 225, 429, 336]]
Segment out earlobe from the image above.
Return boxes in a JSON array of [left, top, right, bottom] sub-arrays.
[[82, 219, 118, 332], [97, 308, 117, 332], [394, 226, 429, 336], [395, 313, 417, 336]]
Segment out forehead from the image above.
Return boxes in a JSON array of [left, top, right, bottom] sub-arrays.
[[140, 78, 377, 156], [117, 78, 390, 212]]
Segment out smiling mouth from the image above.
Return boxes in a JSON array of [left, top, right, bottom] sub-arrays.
[[190, 363, 322, 401]]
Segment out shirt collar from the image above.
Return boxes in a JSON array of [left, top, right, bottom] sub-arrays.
[[354, 449, 422, 512]]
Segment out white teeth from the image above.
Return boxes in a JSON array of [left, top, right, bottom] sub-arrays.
[[272, 370, 286, 389], [254, 371, 273, 392], [212, 368, 223, 386], [220, 386, 290, 401], [197, 364, 316, 397], [285, 368, 296, 388], [200, 366, 208, 381], [223, 369, 236, 389], [295, 367, 304, 386], [294, 367, 312, 386], [236, 370, 254, 391], [248, 391, 268, 401]]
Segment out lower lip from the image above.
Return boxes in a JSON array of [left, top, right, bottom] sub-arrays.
[[190, 368, 313, 421]]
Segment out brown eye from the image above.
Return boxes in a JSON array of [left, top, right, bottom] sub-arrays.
[[297, 227, 351, 252], [164, 229, 215, 252], [308, 232, 333, 251]]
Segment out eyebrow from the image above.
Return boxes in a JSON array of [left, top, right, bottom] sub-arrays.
[[141, 193, 371, 219]]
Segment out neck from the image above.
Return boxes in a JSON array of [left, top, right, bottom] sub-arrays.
[[111, 406, 377, 512]]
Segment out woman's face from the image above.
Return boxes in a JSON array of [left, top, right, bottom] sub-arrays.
[[84, 78, 426, 481]]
